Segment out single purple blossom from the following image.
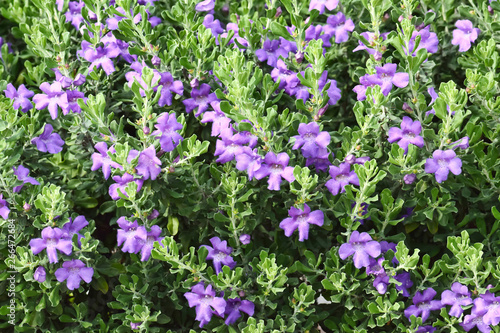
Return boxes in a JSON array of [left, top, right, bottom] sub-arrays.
[[183, 83, 218, 117], [255, 39, 289, 67], [184, 283, 226, 328], [224, 298, 255, 325], [291, 122, 331, 158], [308, 0, 339, 14], [473, 292, 500, 326], [387, 116, 424, 153], [53, 68, 86, 88], [239, 234, 251, 245], [450, 136, 469, 150], [353, 32, 389, 56], [416, 326, 437, 333], [287, 72, 311, 101], [82, 43, 121, 75], [136, 225, 163, 261], [214, 128, 247, 164], [61, 90, 86, 115], [425, 150, 462, 183], [0, 194, 10, 219], [338, 231, 381, 268], [34, 266, 46, 282], [325, 162, 359, 195], [65, 1, 85, 29], [130, 322, 141, 330], [254, 152, 295, 191], [29, 227, 73, 263], [441, 282, 473, 317], [405, 25, 439, 56], [201, 101, 232, 137], [305, 147, 332, 172], [279, 204, 324, 242], [61, 215, 89, 248], [91, 142, 122, 179], [136, 145, 162, 180], [235, 147, 263, 180], [404, 173, 416, 185], [116, 217, 146, 254], [203, 14, 224, 39], [452, 20, 480, 52], [31, 123, 65, 154], [364, 63, 409, 96], [109, 173, 144, 200], [202, 236, 237, 274], [158, 72, 184, 107], [404, 288, 443, 323], [152, 113, 183, 152], [461, 308, 492, 333], [324, 12, 355, 43], [55, 259, 94, 290], [4, 83, 34, 113], [195, 0, 215, 12], [33, 82, 69, 119], [271, 59, 294, 90], [12, 165, 40, 193]]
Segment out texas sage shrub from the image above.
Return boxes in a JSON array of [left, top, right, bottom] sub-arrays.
[[1, 0, 500, 332]]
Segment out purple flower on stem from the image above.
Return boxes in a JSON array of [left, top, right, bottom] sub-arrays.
[[82, 43, 121, 75], [239, 234, 251, 245], [12, 165, 40, 193], [183, 83, 218, 117], [214, 128, 246, 164], [109, 173, 144, 200], [184, 283, 226, 328], [364, 63, 409, 96], [339, 231, 381, 268], [34, 266, 46, 282], [404, 288, 443, 323], [136, 145, 162, 180], [291, 122, 331, 158], [195, 0, 215, 12], [152, 113, 183, 152], [235, 147, 263, 180], [203, 14, 224, 39], [450, 136, 469, 150], [279, 204, 324, 241], [61, 215, 89, 248], [65, 1, 85, 29], [353, 32, 389, 56], [224, 298, 255, 325], [29, 227, 73, 263], [137, 225, 163, 261], [305, 147, 332, 172], [255, 39, 289, 67], [324, 12, 355, 43], [404, 173, 416, 185], [441, 282, 472, 318], [271, 59, 294, 90], [416, 326, 437, 333], [425, 150, 462, 183], [395, 272, 413, 297], [158, 72, 184, 107], [387, 116, 424, 153], [53, 68, 86, 88], [452, 20, 480, 52], [4, 83, 34, 113], [33, 82, 69, 119], [405, 26, 439, 56], [202, 237, 237, 274], [116, 217, 146, 254], [461, 309, 491, 333], [31, 124, 65, 154], [201, 101, 232, 137], [0, 194, 10, 219], [254, 152, 295, 191], [308, 0, 339, 14], [325, 162, 359, 195], [91, 142, 122, 179], [473, 292, 500, 326], [55, 259, 94, 290]]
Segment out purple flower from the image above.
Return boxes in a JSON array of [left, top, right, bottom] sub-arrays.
[[116, 217, 146, 254], [324, 12, 355, 43], [82, 43, 121, 75], [473, 292, 500, 326], [254, 152, 295, 191], [12, 165, 40, 193], [255, 39, 289, 67], [158, 72, 184, 107], [65, 1, 85, 29], [450, 136, 469, 150], [130, 322, 141, 330], [387, 116, 424, 153], [136, 145, 162, 180], [353, 32, 389, 56], [53, 68, 86, 88], [318, 72, 341, 105], [308, 0, 339, 14], [109, 173, 144, 200], [61, 215, 89, 248], [235, 147, 263, 180], [136, 225, 163, 261], [152, 113, 183, 152], [325, 162, 359, 195], [203, 14, 224, 39], [31, 124, 65, 154], [404, 173, 416, 185], [29, 227, 73, 263], [195, 0, 215, 12], [91, 142, 122, 179], [395, 272, 413, 297], [287, 72, 311, 101], [338, 231, 381, 268], [214, 128, 246, 164], [405, 25, 439, 55], [224, 298, 255, 325], [452, 20, 480, 52], [425, 150, 462, 183], [416, 326, 437, 333], [202, 236, 237, 274], [0, 194, 10, 220], [292, 122, 331, 158], [4, 83, 34, 113], [271, 59, 294, 91], [441, 282, 472, 317], [55, 259, 94, 290], [183, 83, 218, 117], [404, 288, 443, 323], [184, 283, 226, 328], [33, 82, 69, 119], [461, 309, 491, 333], [239, 234, 251, 245], [201, 101, 232, 137], [304, 147, 332, 172], [364, 63, 409, 96], [34, 266, 46, 282], [279, 204, 324, 241]]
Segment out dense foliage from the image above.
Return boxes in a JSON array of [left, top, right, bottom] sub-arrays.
[[0, 0, 500, 332]]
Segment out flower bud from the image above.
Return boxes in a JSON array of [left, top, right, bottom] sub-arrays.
[[143, 127, 150, 135], [151, 55, 161, 67], [404, 173, 416, 185], [148, 209, 159, 220], [190, 78, 199, 89], [239, 234, 251, 245], [373, 51, 382, 62], [275, 7, 282, 18], [403, 102, 413, 113], [398, 15, 404, 22], [23, 202, 31, 212], [345, 154, 356, 164], [238, 290, 246, 297], [295, 52, 304, 64], [34, 266, 46, 282]]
